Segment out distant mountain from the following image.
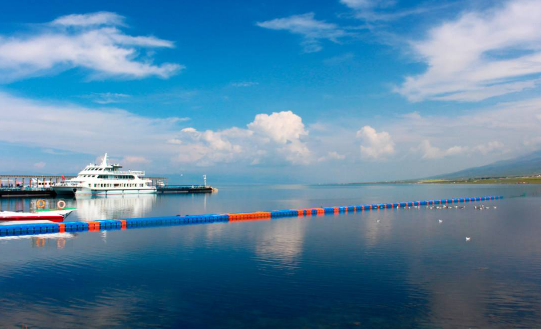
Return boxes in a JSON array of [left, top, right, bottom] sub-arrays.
[[435, 149, 541, 179]]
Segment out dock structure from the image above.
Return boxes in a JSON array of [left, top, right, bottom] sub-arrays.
[[0, 195, 503, 237], [0, 174, 215, 197], [0, 174, 171, 197], [157, 185, 214, 194], [0, 174, 168, 187], [0, 175, 75, 188]]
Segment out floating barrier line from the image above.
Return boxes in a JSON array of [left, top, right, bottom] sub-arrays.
[[0, 195, 503, 237]]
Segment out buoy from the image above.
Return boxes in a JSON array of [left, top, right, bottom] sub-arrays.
[[0, 194, 502, 238], [57, 200, 66, 209]]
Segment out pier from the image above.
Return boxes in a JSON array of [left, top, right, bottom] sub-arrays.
[[0, 174, 214, 197], [0, 195, 503, 237], [157, 185, 214, 194]]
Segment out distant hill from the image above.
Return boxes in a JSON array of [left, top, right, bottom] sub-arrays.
[[435, 149, 541, 179]]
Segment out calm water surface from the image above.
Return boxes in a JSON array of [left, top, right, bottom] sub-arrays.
[[1, 184, 541, 328]]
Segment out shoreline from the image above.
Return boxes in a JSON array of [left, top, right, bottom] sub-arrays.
[[323, 176, 541, 186]]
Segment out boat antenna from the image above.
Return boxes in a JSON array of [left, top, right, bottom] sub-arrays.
[[101, 153, 108, 167]]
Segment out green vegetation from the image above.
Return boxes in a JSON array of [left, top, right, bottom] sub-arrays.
[[417, 176, 541, 184]]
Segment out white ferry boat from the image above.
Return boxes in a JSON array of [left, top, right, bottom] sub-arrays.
[[53, 154, 157, 197]]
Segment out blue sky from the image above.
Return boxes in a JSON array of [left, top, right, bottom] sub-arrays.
[[0, 0, 540, 183]]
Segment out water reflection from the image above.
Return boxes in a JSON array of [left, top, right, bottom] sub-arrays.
[[0, 233, 76, 249], [361, 210, 395, 247], [1, 185, 541, 328], [73, 194, 156, 221], [254, 219, 308, 271]]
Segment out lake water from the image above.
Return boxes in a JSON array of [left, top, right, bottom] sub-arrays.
[[1, 184, 541, 328]]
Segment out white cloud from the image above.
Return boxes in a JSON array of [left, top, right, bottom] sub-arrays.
[[33, 162, 46, 169], [340, 0, 397, 21], [318, 151, 346, 162], [384, 96, 541, 162], [323, 52, 355, 65], [42, 148, 71, 155], [0, 91, 316, 169], [84, 92, 131, 104], [175, 111, 311, 166], [341, 0, 392, 10], [122, 156, 151, 165], [472, 141, 505, 155], [51, 12, 125, 27], [413, 140, 505, 159], [400, 111, 422, 120], [166, 138, 183, 145], [0, 12, 182, 81], [524, 136, 541, 147], [340, 0, 439, 23], [248, 111, 308, 144], [397, 0, 541, 102], [0, 92, 187, 157], [231, 81, 259, 87], [174, 127, 248, 165], [356, 125, 395, 159], [414, 140, 467, 159], [257, 13, 348, 53]]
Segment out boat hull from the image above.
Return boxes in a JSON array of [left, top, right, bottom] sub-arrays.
[[0, 214, 64, 222], [75, 187, 157, 197], [52, 186, 78, 195]]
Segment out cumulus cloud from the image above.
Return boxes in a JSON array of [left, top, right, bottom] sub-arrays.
[[396, 0, 541, 102], [174, 111, 310, 166], [0, 91, 315, 169], [0, 12, 182, 81], [414, 140, 466, 159], [248, 111, 308, 144], [257, 13, 348, 53], [356, 125, 395, 159]]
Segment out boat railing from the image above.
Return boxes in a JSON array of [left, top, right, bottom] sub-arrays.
[[0, 187, 52, 191], [54, 181, 80, 187], [160, 185, 208, 188], [111, 170, 146, 175]]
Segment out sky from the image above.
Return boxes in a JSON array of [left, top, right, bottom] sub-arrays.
[[0, 0, 540, 184]]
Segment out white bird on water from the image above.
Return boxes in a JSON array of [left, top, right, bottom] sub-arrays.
[[377, 219, 380, 223], [466, 237, 471, 242], [438, 219, 443, 223]]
